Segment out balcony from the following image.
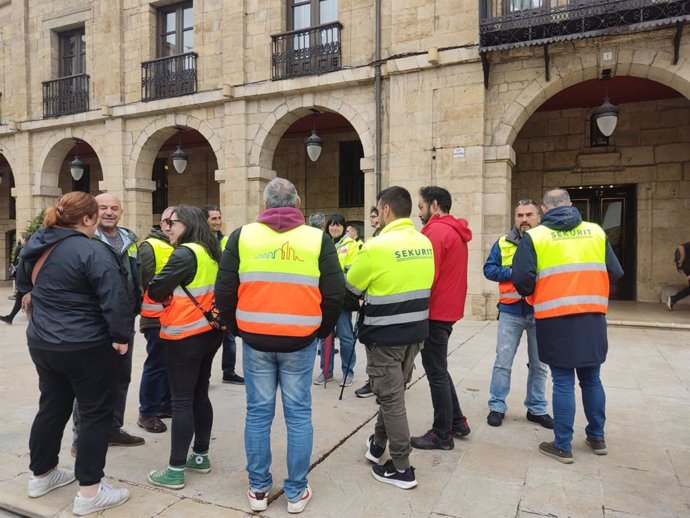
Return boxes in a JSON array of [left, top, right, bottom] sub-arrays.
[[141, 52, 198, 102], [480, 0, 690, 51], [271, 22, 343, 80], [42, 74, 89, 118]]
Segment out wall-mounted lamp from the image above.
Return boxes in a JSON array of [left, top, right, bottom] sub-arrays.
[[305, 109, 322, 162], [171, 127, 188, 174], [594, 73, 619, 137], [70, 140, 85, 181]]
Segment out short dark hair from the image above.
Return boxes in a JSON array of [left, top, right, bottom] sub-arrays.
[[326, 213, 346, 228], [369, 206, 378, 216], [419, 186, 452, 213], [377, 186, 412, 218], [201, 204, 221, 219]]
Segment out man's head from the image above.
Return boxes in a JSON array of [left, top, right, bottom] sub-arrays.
[[160, 206, 176, 239], [542, 188, 572, 212], [369, 206, 380, 230], [346, 223, 360, 240], [418, 186, 452, 225], [95, 193, 123, 234], [514, 199, 541, 236], [264, 177, 300, 209], [202, 204, 222, 232], [308, 212, 326, 230], [376, 186, 412, 229]]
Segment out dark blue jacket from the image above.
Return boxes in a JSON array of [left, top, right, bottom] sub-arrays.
[[17, 227, 134, 352], [511, 206, 623, 368], [483, 226, 533, 316]]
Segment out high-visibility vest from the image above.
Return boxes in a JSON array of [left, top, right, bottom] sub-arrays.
[[336, 235, 361, 272], [346, 218, 435, 345], [140, 237, 174, 319], [497, 236, 534, 306], [528, 221, 609, 319], [236, 222, 323, 337], [220, 234, 229, 251], [159, 243, 218, 340]]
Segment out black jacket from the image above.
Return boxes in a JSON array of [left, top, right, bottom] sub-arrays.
[[511, 206, 623, 368], [215, 218, 344, 352], [17, 227, 134, 352]]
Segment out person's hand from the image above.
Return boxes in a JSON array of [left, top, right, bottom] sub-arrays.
[[112, 342, 128, 355]]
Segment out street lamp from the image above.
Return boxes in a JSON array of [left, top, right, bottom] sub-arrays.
[[70, 140, 85, 181], [594, 96, 619, 137], [171, 128, 188, 174], [305, 109, 322, 162]]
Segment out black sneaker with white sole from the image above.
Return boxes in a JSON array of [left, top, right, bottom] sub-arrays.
[[365, 434, 385, 464], [371, 459, 417, 489]]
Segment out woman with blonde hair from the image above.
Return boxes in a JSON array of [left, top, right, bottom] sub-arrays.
[[18, 191, 134, 515]]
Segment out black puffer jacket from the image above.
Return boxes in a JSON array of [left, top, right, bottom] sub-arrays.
[[17, 227, 134, 352]]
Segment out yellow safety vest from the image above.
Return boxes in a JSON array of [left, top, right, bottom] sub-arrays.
[[336, 235, 361, 272], [346, 218, 435, 345], [140, 237, 175, 319], [497, 236, 534, 306], [160, 243, 218, 340], [528, 222, 609, 319], [236, 222, 323, 337]]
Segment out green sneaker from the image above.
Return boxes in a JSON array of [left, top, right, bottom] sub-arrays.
[[185, 452, 211, 473], [147, 466, 185, 489]]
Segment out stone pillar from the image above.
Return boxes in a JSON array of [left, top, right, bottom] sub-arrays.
[[123, 179, 156, 241], [481, 144, 516, 319], [361, 157, 376, 239], [246, 166, 276, 221]]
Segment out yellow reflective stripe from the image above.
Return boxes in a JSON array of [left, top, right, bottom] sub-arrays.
[[173, 285, 213, 298], [538, 262, 607, 279], [236, 309, 322, 326], [363, 310, 429, 326], [161, 317, 210, 337], [239, 271, 319, 287], [141, 302, 164, 311], [364, 289, 431, 305], [534, 295, 609, 312]]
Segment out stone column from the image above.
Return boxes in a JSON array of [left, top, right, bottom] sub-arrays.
[[481, 144, 516, 319], [246, 166, 276, 221], [361, 157, 376, 238]]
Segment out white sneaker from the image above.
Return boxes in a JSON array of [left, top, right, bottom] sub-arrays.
[[72, 480, 130, 516], [287, 485, 312, 514], [341, 373, 354, 387], [247, 487, 270, 512], [28, 467, 75, 498]]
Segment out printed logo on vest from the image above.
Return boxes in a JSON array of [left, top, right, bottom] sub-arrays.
[[254, 241, 304, 262]]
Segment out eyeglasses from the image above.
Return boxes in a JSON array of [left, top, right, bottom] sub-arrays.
[[161, 218, 183, 227]]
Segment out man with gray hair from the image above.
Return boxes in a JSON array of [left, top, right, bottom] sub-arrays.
[[512, 188, 623, 464], [215, 177, 344, 513], [308, 212, 326, 231]]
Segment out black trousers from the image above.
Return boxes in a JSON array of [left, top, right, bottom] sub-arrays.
[[164, 329, 222, 466], [420, 320, 464, 439], [29, 346, 119, 486]]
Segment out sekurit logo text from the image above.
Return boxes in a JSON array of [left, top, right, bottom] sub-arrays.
[[394, 247, 433, 261], [255, 241, 304, 261]]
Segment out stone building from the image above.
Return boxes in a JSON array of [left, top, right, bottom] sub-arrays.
[[0, 0, 688, 317]]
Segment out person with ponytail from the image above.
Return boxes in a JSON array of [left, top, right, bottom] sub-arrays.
[[146, 205, 224, 489], [18, 192, 134, 515]]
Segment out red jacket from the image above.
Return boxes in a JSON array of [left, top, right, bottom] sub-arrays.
[[422, 214, 472, 322]]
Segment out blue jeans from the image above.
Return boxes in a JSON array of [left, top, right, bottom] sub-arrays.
[[221, 332, 238, 377], [243, 340, 316, 502], [139, 328, 171, 417], [488, 312, 548, 415], [319, 311, 355, 377], [551, 365, 606, 452]]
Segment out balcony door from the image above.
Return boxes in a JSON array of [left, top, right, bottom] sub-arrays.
[[568, 184, 637, 301]]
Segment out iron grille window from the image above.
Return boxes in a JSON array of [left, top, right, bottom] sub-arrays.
[[339, 140, 364, 208], [159, 2, 194, 57], [152, 158, 169, 214], [72, 165, 91, 194]]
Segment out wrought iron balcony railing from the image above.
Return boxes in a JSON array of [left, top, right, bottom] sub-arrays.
[[141, 52, 198, 102], [480, 0, 690, 51], [42, 74, 89, 118], [272, 22, 343, 80]]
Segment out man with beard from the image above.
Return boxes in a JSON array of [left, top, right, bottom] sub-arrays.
[[484, 199, 552, 429], [408, 186, 472, 451]]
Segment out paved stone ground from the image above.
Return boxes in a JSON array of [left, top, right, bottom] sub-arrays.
[[0, 283, 689, 517]]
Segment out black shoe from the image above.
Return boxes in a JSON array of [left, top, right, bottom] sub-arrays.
[[451, 416, 471, 438], [0, 315, 12, 325], [355, 381, 374, 398], [371, 459, 417, 489], [222, 373, 245, 385], [108, 429, 145, 447], [539, 441, 574, 464], [410, 429, 454, 450], [487, 411, 504, 427], [137, 415, 167, 433], [585, 436, 608, 455], [365, 434, 385, 464], [527, 411, 554, 429]]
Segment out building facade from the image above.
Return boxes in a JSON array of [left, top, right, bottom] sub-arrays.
[[0, 0, 689, 317]]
